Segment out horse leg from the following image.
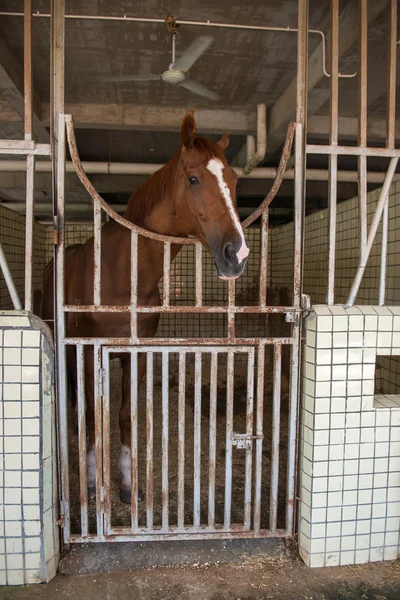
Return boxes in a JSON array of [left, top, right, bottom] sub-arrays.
[[84, 346, 96, 500], [118, 352, 146, 504]]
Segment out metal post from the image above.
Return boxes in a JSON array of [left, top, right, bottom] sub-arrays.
[[0, 241, 22, 310], [24, 0, 33, 141], [358, 0, 368, 266], [326, 0, 339, 305], [24, 154, 35, 311]]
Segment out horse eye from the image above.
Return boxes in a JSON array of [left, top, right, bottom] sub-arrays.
[[188, 176, 199, 186]]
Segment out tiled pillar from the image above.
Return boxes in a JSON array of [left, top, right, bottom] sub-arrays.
[[299, 305, 400, 567], [0, 311, 59, 585]]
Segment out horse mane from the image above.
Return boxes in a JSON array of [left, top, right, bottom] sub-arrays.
[[123, 137, 226, 224]]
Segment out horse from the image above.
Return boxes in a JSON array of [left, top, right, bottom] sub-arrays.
[[42, 110, 249, 503]]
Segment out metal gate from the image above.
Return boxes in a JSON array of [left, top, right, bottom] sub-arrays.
[[54, 112, 304, 544]]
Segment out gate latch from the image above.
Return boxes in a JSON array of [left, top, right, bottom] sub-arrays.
[[232, 433, 264, 449]]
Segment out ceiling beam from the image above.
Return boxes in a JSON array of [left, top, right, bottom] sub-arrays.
[[0, 32, 48, 142], [308, 115, 400, 142], [265, 0, 389, 158], [39, 103, 256, 135]]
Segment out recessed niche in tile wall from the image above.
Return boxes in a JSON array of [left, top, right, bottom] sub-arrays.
[[374, 355, 400, 409]]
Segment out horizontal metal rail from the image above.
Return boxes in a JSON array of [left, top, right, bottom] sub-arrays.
[[62, 304, 301, 314]]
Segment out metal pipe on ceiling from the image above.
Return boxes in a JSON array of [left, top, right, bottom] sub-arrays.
[[0, 12, 357, 79], [243, 104, 267, 175], [0, 159, 397, 184]]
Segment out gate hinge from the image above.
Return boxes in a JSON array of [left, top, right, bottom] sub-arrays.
[[98, 368, 104, 398], [232, 433, 264, 449], [301, 293, 311, 311]]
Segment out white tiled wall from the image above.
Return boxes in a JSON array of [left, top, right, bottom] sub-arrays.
[[299, 305, 400, 568], [0, 311, 59, 585]]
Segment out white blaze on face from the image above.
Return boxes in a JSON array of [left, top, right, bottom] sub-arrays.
[[206, 158, 249, 264]]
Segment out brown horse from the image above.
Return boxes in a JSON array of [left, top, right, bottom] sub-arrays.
[[42, 110, 249, 503]]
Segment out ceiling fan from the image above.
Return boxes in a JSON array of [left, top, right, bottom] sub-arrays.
[[98, 31, 220, 101]]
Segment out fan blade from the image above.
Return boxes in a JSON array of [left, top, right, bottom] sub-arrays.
[[98, 74, 161, 82], [173, 36, 214, 73], [179, 79, 220, 101]]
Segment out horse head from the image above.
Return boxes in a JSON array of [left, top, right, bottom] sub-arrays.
[[176, 110, 249, 280]]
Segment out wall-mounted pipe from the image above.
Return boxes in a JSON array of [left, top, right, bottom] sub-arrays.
[[0, 160, 397, 184], [0, 240, 22, 310], [243, 104, 267, 176]]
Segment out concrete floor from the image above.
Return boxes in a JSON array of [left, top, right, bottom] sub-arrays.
[[1, 545, 400, 600]]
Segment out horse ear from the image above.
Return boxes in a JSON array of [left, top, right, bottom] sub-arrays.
[[216, 132, 230, 152], [181, 110, 196, 149]]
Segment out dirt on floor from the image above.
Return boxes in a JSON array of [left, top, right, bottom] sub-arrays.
[[2, 553, 400, 600]]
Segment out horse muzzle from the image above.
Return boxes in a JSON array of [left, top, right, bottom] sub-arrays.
[[213, 240, 249, 280]]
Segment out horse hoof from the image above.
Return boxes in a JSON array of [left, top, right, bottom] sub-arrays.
[[120, 489, 131, 504], [88, 485, 96, 500], [120, 488, 145, 504]]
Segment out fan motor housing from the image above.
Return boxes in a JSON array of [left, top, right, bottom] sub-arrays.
[[162, 69, 186, 84]]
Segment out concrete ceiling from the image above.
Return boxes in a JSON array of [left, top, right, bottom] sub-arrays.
[[0, 0, 398, 225]]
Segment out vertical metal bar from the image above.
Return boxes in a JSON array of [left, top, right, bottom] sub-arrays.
[[326, 0, 339, 305], [244, 349, 255, 530], [379, 200, 389, 306], [146, 352, 154, 529], [93, 201, 101, 306], [54, 113, 70, 543], [130, 351, 138, 532], [228, 280, 235, 338], [193, 351, 202, 528], [224, 350, 234, 530], [253, 343, 265, 533], [161, 351, 169, 530], [195, 242, 203, 307], [286, 323, 300, 535], [269, 343, 282, 532], [102, 349, 111, 535], [177, 352, 186, 529], [386, 0, 397, 150], [163, 242, 171, 307], [358, 0, 368, 265], [50, 0, 65, 152], [208, 352, 218, 528], [130, 230, 138, 340], [93, 342, 103, 537], [259, 210, 269, 307], [24, 154, 35, 311], [24, 0, 33, 140], [76, 344, 88, 538], [0, 241, 22, 310]]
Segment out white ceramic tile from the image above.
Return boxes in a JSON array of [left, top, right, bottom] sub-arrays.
[[6, 538, 23, 554], [342, 506, 357, 522], [23, 330, 41, 347], [340, 550, 355, 565], [383, 546, 399, 561]]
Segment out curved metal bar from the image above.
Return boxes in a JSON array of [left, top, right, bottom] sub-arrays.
[[242, 121, 296, 229], [65, 114, 295, 239]]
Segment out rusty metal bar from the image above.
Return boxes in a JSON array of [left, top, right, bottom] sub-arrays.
[[269, 343, 282, 532], [146, 352, 154, 529], [208, 352, 218, 528], [130, 230, 138, 340], [93, 200, 101, 306], [259, 210, 268, 307], [195, 243, 203, 307], [130, 351, 138, 532], [68, 527, 288, 544], [76, 345, 88, 538], [161, 351, 169, 530], [347, 157, 399, 306], [224, 350, 234, 530], [65, 337, 294, 347], [177, 351, 186, 529], [94, 342, 103, 537], [326, 0, 339, 305], [228, 280, 235, 338], [63, 304, 301, 314], [193, 351, 202, 528], [379, 199, 389, 306], [163, 242, 171, 307], [387, 0, 397, 149], [102, 349, 111, 535], [0, 241, 22, 310], [55, 113, 70, 543], [253, 344, 265, 533], [24, 0, 33, 140], [24, 154, 35, 311], [244, 349, 255, 530]]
